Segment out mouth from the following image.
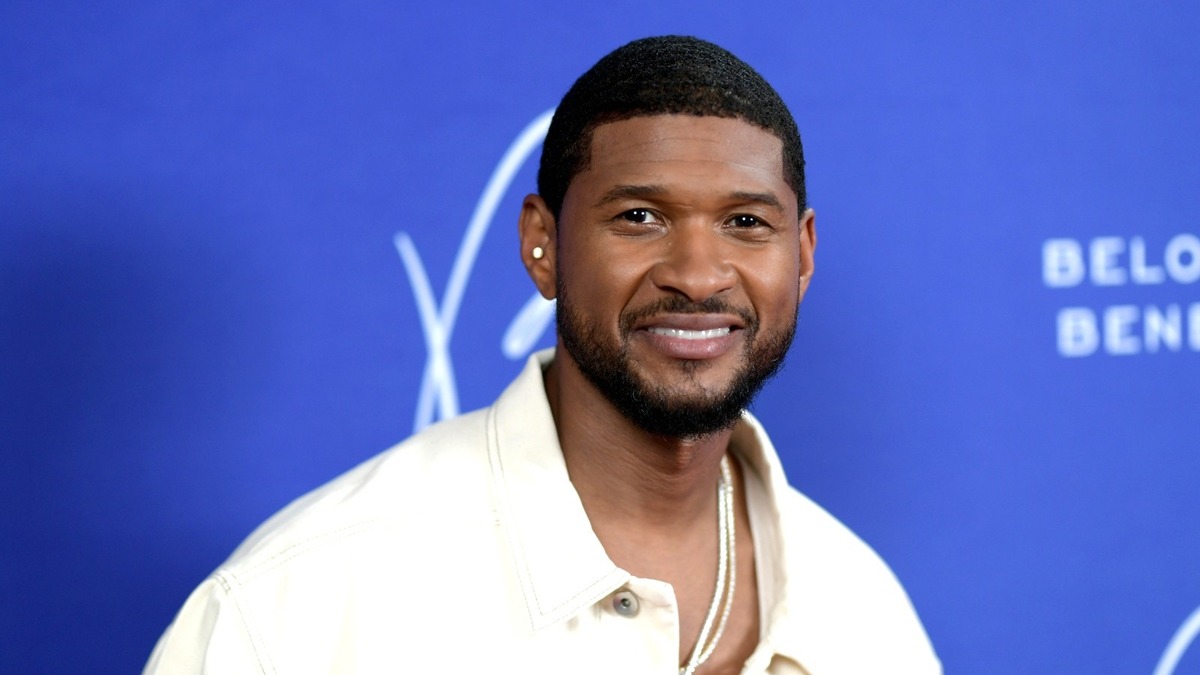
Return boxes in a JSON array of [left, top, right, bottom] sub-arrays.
[[646, 326, 733, 340], [634, 314, 745, 360]]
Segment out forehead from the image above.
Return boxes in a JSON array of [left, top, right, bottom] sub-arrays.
[[576, 115, 792, 206]]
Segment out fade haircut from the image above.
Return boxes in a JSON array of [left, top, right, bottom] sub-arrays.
[[537, 35, 806, 218]]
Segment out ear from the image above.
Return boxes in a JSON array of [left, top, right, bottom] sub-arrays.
[[797, 208, 817, 299], [518, 194, 558, 300]]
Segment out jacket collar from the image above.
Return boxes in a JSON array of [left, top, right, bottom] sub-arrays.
[[730, 414, 807, 669], [486, 349, 628, 630]]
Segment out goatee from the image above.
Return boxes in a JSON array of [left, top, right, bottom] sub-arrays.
[[556, 290, 795, 439]]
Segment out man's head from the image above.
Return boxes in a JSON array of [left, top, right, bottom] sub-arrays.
[[520, 36, 816, 440], [537, 35, 806, 219]]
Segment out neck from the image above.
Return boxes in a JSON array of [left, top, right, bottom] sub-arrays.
[[544, 347, 735, 535]]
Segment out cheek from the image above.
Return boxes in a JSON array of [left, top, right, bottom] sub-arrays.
[[742, 253, 802, 320], [559, 237, 644, 315], [576, 237, 652, 295]]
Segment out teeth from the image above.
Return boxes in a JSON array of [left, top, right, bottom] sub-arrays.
[[648, 327, 731, 340]]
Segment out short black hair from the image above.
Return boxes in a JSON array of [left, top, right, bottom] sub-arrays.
[[537, 35, 806, 218]]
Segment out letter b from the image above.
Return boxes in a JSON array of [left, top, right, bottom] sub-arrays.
[[1043, 239, 1085, 287], [1057, 308, 1098, 357]]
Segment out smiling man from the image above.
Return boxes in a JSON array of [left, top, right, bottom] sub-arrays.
[[146, 36, 940, 675]]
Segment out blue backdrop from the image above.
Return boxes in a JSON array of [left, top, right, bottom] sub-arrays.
[[3, 2, 1198, 673]]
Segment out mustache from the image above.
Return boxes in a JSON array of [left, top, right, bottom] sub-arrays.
[[619, 295, 758, 333]]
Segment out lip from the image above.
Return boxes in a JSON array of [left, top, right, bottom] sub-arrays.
[[633, 312, 746, 331], [633, 313, 745, 360]]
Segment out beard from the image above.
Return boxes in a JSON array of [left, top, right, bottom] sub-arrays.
[[556, 286, 796, 439]]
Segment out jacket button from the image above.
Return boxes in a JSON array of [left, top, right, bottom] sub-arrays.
[[612, 590, 640, 617]]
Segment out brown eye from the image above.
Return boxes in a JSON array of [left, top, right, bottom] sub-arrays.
[[732, 214, 762, 228], [622, 209, 653, 223]]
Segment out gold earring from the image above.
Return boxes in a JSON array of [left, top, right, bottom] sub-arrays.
[[532, 246, 545, 260]]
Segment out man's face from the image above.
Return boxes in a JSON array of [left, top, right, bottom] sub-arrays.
[[552, 114, 815, 438]]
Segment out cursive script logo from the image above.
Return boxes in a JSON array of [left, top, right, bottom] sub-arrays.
[[394, 109, 557, 433], [1154, 604, 1200, 675]]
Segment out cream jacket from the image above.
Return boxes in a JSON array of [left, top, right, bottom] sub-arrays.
[[146, 350, 940, 674]]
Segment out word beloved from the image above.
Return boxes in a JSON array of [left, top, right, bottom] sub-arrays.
[[1044, 235, 1200, 287]]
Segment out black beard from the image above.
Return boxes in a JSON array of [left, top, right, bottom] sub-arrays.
[[556, 289, 795, 439]]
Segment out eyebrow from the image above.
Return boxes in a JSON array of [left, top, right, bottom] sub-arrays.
[[593, 185, 786, 211], [593, 184, 667, 208], [728, 190, 785, 211]]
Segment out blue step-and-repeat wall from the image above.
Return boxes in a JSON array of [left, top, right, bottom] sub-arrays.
[[2, 2, 1198, 673]]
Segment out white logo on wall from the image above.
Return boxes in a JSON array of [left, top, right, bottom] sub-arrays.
[[1155, 605, 1200, 675], [393, 109, 557, 433], [1043, 235, 1200, 356]]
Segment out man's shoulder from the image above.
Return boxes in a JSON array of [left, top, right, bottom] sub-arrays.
[[737, 414, 928, 624], [772, 484, 941, 673], [220, 407, 496, 580], [775, 485, 900, 583], [144, 407, 528, 674]]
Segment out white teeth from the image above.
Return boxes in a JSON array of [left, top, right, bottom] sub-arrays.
[[647, 327, 731, 340]]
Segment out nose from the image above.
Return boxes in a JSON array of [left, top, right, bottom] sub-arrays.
[[647, 224, 736, 302]]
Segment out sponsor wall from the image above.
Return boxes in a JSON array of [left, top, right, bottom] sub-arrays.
[[2, 2, 1197, 673]]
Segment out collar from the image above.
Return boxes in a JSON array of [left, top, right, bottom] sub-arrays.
[[486, 348, 805, 669], [730, 416, 807, 670], [485, 349, 628, 630]]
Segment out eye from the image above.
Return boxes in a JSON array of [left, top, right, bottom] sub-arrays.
[[620, 208, 657, 224], [730, 214, 766, 228]]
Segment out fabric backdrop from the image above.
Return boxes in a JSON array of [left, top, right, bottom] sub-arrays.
[[2, 2, 1198, 673]]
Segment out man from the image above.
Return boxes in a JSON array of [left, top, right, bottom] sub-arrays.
[[146, 36, 940, 674]]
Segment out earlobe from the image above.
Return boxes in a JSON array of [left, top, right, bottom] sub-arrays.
[[518, 194, 558, 300], [798, 208, 817, 294]]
